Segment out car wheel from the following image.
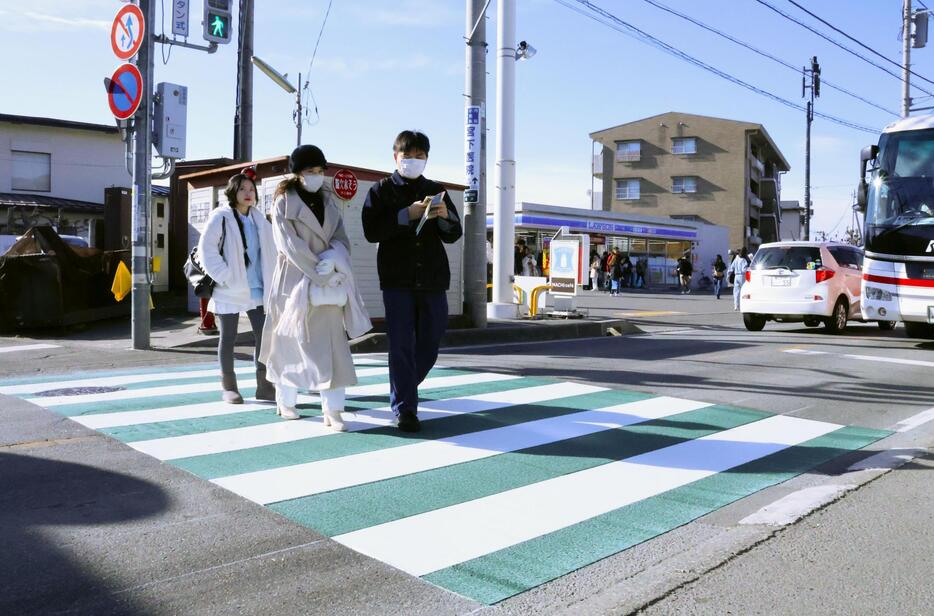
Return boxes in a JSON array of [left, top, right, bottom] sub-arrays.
[[743, 313, 766, 331], [824, 299, 848, 334], [877, 320, 896, 331], [803, 317, 821, 327], [904, 321, 934, 339]]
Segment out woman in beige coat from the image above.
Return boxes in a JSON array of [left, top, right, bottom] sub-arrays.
[[259, 145, 371, 430]]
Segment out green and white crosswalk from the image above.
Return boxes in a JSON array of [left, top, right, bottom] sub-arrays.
[[0, 358, 890, 604]]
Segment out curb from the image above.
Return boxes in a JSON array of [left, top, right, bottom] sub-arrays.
[[172, 318, 643, 353]]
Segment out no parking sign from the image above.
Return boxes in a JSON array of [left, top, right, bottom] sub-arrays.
[[107, 64, 143, 120]]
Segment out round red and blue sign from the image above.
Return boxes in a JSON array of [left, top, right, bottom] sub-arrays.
[[107, 63, 143, 120]]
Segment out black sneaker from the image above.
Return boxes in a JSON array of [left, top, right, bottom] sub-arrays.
[[396, 410, 421, 433]]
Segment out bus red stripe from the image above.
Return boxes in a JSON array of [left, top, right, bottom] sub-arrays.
[[863, 273, 934, 288]]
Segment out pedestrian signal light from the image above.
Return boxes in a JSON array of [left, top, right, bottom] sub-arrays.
[[203, 0, 232, 44]]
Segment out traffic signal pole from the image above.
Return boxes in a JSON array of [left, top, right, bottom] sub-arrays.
[[234, 0, 254, 161], [132, 0, 155, 350], [464, 0, 488, 329], [903, 0, 912, 118]]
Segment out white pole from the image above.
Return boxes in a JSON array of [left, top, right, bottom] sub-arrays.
[[903, 0, 912, 118], [489, 0, 518, 319]]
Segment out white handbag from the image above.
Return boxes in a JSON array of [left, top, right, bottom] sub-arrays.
[[310, 278, 348, 307]]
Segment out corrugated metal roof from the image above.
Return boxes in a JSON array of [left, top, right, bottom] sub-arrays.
[[0, 192, 103, 212]]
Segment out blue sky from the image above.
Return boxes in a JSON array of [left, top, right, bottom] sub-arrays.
[[2, 0, 932, 236]]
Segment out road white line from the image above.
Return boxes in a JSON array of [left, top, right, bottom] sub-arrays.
[[783, 348, 934, 368], [891, 407, 934, 433], [129, 376, 559, 461], [214, 396, 711, 505], [847, 448, 927, 472], [0, 343, 61, 354], [34, 366, 391, 407], [739, 484, 856, 526], [0, 366, 255, 397], [334, 415, 841, 577]]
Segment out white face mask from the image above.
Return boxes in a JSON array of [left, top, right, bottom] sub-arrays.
[[302, 172, 324, 192], [398, 158, 426, 179]]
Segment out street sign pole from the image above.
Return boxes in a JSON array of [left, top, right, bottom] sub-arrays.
[[131, 0, 154, 350]]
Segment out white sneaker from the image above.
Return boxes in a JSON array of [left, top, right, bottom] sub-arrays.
[[323, 407, 347, 432], [277, 404, 300, 420]]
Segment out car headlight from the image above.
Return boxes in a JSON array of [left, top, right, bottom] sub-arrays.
[[865, 286, 894, 301]]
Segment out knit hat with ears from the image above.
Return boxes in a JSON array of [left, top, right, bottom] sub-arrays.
[[289, 145, 327, 173]]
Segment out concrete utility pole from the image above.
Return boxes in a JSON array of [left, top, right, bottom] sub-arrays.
[[464, 0, 488, 328], [132, 0, 155, 350], [489, 0, 518, 320], [234, 0, 254, 161], [803, 56, 820, 242], [296, 72, 303, 146], [903, 0, 913, 117]]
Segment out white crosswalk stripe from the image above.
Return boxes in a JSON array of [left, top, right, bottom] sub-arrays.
[[214, 396, 711, 505], [334, 415, 842, 576]]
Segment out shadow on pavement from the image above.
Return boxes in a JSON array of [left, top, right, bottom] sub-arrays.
[[0, 452, 169, 615]]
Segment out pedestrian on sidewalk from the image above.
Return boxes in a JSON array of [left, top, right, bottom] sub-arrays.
[[712, 254, 727, 299], [260, 145, 371, 429], [362, 130, 463, 433], [610, 249, 623, 296], [589, 254, 601, 290], [198, 168, 277, 405], [635, 256, 647, 289], [729, 247, 750, 311], [677, 255, 693, 294]]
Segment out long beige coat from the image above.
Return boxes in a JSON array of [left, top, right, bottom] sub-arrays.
[[259, 189, 359, 391]]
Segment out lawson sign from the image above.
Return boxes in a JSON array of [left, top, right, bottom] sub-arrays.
[[486, 214, 697, 240]]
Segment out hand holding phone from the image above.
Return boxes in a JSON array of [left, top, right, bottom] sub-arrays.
[[415, 192, 446, 234]]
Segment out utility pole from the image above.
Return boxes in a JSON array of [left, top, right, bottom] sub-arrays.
[[803, 56, 820, 242], [464, 0, 488, 328], [295, 72, 303, 146], [132, 0, 155, 350], [234, 0, 254, 161], [489, 0, 518, 319], [904, 0, 913, 117]]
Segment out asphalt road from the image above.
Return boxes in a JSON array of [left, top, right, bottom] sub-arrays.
[[1, 290, 931, 615]]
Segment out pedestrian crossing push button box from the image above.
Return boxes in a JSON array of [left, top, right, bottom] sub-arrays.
[[153, 82, 187, 160]]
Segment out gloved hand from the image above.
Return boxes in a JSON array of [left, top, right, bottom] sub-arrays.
[[315, 259, 335, 276]]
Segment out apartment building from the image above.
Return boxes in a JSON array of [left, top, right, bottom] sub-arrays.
[[591, 111, 790, 251]]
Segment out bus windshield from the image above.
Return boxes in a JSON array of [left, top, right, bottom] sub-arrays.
[[866, 127, 934, 226]]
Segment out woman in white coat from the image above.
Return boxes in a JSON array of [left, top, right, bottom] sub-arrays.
[[729, 246, 751, 312], [198, 169, 277, 403], [259, 145, 371, 429]]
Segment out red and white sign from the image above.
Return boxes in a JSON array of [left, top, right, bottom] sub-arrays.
[[111, 4, 145, 61], [332, 169, 359, 201]]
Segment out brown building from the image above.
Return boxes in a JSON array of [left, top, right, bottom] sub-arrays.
[[591, 111, 790, 251]]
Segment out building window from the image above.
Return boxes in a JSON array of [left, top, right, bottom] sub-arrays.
[[671, 137, 697, 155], [615, 140, 641, 162], [615, 179, 640, 200], [672, 176, 698, 193], [11, 151, 51, 191]]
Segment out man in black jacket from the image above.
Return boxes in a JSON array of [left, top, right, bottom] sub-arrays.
[[362, 130, 463, 432]]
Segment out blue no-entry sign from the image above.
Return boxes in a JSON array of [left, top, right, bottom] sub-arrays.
[[107, 63, 143, 120]]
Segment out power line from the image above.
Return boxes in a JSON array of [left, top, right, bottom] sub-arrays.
[[783, 0, 934, 88], [753, 0, 934, 97], [638, 0, 898, 117], [302, 0, 334, 126], [553, 0, 879, 133]]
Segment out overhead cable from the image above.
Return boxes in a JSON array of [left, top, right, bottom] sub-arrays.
[[639, 0, 898, 117], [554, 0, 879, 134]]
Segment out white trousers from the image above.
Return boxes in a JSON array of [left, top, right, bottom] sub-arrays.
[[277, 385, 345, 411]]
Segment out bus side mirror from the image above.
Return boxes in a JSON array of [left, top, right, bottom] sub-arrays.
[[856, 181, 867, 211], [857, 145, 878, 212]]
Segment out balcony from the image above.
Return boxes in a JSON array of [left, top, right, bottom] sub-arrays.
[[593, 154, 604, 176], [759, 176, 778, 201], [615, 152, 641, 163], [749, 157, 765, 177], [748, 192, 763, 209]]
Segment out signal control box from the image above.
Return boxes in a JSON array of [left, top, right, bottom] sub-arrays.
[[153, 82, 188, 160]]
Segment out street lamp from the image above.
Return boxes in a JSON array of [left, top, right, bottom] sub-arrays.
[[251, 55, 304, 146]]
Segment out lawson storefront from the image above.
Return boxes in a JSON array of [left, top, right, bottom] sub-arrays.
[[487, 202, 728, 288]]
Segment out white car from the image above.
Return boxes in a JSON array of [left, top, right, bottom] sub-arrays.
[[740, 241, 891, 333]]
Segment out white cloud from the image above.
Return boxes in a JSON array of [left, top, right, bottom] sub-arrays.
[[0, 9, 109, 32]]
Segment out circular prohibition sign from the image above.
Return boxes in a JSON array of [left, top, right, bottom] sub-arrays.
[[107, 63, 144, 121], [111, 3, 145, 61]]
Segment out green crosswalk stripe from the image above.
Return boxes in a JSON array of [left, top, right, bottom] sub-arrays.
[[270, 404, 766, 537]]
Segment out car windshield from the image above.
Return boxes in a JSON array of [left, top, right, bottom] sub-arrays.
[[866, 128, 934, 226], [751, 246, 822, 271]]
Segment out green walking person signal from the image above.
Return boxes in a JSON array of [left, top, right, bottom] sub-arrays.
[[202, 0, 232, 44]]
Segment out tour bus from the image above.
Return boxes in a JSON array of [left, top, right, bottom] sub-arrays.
[[858, 114, 934, 339]]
